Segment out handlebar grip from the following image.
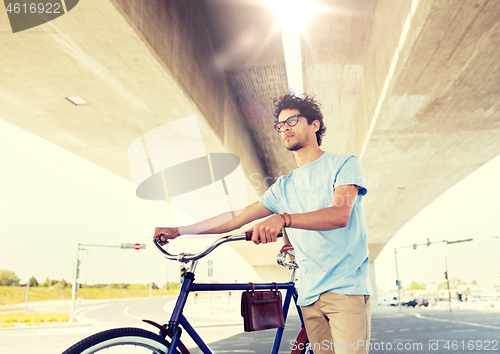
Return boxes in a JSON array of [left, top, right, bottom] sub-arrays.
[[245, 230, 283, 241]]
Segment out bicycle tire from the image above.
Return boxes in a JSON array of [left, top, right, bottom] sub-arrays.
[[291, 327, 313, 354], [62, 327, 190, 354]]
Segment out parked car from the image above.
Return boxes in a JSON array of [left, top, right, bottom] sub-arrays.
[[402, 299, 418, 307], [380, 296, 399, 306], [418, 298, 429, 307]]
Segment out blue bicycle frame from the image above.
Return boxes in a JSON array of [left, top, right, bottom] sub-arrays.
[[163, 271, 305, 354]]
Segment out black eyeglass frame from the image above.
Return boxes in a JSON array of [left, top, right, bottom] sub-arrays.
[[274, 114, 301, 132]]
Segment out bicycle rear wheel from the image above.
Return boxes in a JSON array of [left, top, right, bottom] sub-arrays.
[[62, 327, 190, 354], [291, 327, 313, 354]]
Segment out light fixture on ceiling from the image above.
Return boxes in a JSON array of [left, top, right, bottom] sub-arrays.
[[268, 0, 319, 27], [268, 0, 320, 95], [66, 96, 88, 105]]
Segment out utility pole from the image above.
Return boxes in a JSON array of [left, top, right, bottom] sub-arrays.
[[393, 237, 473, 313], [69, 243, 80, 323], [394, 248, 402, 312], [69, 242, 147, 324], [24, 276, 30, 310], [445, 256, 452, 313]]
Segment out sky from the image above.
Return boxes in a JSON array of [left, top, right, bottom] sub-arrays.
[[0, 117, 499, 294], [0, 118, 261, 287]]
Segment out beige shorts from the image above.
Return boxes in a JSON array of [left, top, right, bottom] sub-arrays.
[[301, 292, 371, 354]]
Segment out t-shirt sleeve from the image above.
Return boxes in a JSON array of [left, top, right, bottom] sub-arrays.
[[259, 177, 282, 214], [334, 155, 368, 196]]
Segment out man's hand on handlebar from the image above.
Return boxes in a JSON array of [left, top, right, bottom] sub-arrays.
[[247, 214, 284, 245], [154, 227, 180, 246]]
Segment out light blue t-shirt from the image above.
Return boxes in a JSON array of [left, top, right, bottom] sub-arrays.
[[259, 151, 373, 306]]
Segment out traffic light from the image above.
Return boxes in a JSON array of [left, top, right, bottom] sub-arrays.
[[427, 238, 431, 247], [74, 260, 81, 280], [396, 280, 401, 287], [444, 271, 448, 280]]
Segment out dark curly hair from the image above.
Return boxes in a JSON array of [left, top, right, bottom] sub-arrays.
[[273, 92, 327, 146]]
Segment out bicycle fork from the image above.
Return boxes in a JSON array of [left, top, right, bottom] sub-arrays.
[[163, 271, 195, 354]]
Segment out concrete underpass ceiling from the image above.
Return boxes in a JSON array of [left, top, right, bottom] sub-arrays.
[[1, 0, 499, 272]]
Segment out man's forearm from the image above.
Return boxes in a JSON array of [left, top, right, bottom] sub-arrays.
[[288, 206, 350, 231], [178, 210, 242, 235]]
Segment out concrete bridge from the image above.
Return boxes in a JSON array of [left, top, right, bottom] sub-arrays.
[[1, 0, 499, 289]]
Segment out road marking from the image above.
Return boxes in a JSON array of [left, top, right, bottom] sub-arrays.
[[451, 329, 476, 332], [400, 328, 410, 331], [415, 327, 424, 330], [414, 313, 500, 330], [124, 304, 146, 319], [385, 330, 394, 333]]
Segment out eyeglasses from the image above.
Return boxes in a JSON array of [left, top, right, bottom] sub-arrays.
[[274, 114, 300, 132]]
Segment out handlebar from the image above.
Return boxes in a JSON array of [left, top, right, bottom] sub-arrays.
[[153, 230, 283, 263]]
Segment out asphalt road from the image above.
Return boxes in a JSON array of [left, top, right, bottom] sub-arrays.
[[1, 299, 498, 354], [0, 296, 175, 354], [368, 310, 500, 354], [189, 308, 500, 354], [0, 295, 244, 354]]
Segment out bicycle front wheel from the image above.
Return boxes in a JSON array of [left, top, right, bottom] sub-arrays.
[[62, 327, 190, 354]]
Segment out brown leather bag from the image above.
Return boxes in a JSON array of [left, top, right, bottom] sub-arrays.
[[241, 282, 285, 332]]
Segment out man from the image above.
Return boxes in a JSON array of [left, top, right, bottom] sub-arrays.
[[154, 92, 372, 354]]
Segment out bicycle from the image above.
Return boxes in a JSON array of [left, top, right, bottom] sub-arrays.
[[62, 231, 313, 354]]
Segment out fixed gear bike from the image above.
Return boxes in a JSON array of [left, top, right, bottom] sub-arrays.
[[62, 231, 313, 354]]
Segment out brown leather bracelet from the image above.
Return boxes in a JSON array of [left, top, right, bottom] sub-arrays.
[[278, 214, 286, 228], [283, 212, 292, 227]]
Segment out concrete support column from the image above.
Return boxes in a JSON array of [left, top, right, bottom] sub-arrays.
[[370, 261, 378, 307]]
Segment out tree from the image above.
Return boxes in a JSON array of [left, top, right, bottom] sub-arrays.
[[0, 270, 20, 286], [53, 279, 68, 288], [29, 276, 39, 287], [41, 277, 55, 287], [407, 281, 426, 290]]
